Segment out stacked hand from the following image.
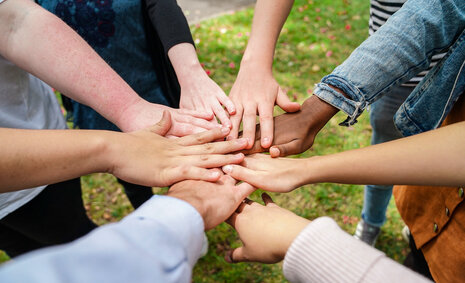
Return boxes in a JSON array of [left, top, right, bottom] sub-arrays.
[[225, 193, 310, 263], [107, 111, 248, 187], [227, 68, 301, 149], [168, 173, 256, 230]]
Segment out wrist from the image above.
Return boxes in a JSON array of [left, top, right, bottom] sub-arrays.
[[93, 130, 120, 175], [301, 95, 339, 131], [301, 156, 325, 185]]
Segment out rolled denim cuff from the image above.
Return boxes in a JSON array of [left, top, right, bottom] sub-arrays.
[[314, 75, 368, 126]]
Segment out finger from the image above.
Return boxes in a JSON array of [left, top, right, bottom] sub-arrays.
[[146, 110, 172, 136], [167, 166, 222, 185], [261, 193, 275, 206], [169, 123, 207, 137], [240, 154, 271, 170], [242, 106, 258, 149], [219, 173, 236, 186], [258, 103, 274, 149], [184, 116, 219, 130], [270, 139, 302, 157], [176, 127, 231, 146], [236, 183, 257, 205], [212, 101, 232, 128], [227, 108, 243, 140], [184, 153, 244, 168], [178, 108, 214, 120], [226, 247, 248, 263], [222, 165, 265, 189], [182, 138, 248, 154], [276, 87, 301, 113], [218, 93, 236, 115]]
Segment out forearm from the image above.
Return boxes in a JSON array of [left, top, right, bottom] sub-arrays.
[[0, 196, 206, 282], [168, 43, 203, 87], [305, 121, 465, 186], [0, 0, 142, 131], [241, 0, 294, 70], [0, 128, 113, 192], [314, 0, 465, 125]]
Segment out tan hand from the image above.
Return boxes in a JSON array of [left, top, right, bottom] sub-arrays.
[[226, 194, 310, 263], [168, 174, 256, 230]]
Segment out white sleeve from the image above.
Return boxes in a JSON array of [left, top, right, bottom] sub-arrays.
[[283, 217, 432, 283]]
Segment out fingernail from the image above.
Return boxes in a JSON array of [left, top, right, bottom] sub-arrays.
[[223, 165, 232, 174], [270, 147, 280, 157], [235, 153, 244, 159], [262, 137, 270, 145], [221, 127, 230, 134]]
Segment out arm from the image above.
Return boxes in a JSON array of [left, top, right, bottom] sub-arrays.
[[145, 0, 235, 127], [226, 194, 431, 283], [0, 0, 214, 135], [228, 0, 300, 148], [0, 113, 248, 192], [0, 176, 255, 283], [223, 121, 465, 192]]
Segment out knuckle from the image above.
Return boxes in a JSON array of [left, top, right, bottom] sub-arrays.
[[200, 155, 210, 162], [203, 143, 214, 153]]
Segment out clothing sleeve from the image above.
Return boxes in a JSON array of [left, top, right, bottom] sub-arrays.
[[0, 195, 208, 283], [283, 217, 431, 283], [313, 0, 465, 126], [144, 0, 195, 54]]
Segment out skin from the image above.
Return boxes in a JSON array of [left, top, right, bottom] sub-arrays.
[[168, 174, 256, 230], [0, 0, 214, 136], [0, 112, 249, 193], [168, 43, 236, 128], [228, 0, 300, 149], [223, 121, 465, 192], [225, 193, 310, 263], [242, 95, 338, 157]]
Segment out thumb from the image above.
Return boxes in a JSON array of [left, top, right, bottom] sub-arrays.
[[269, 139, 302, 157], [225, 247, 248, 263], [276, 87, 301, 113], [148, 111, 172, 136]]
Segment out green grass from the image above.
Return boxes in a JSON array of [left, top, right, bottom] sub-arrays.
[[0, 0, 409, 281]]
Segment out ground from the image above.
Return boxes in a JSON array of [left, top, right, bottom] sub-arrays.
[[0, 0, 409, 281]]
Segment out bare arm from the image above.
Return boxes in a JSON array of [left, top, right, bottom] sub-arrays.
[[0, 114, 248, 193], [223, 121, 465, 191], [0, 0, 214, 135]]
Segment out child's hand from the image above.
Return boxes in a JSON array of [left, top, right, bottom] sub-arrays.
[[225, 193, 310, 264], [222, 154, 308, 192]]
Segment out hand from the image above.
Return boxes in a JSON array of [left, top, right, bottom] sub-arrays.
[[227, 66, 300, 149], [168, 173, 256, 230], [117, 99, 218, 136], [179, 71, 235, 128], [222, 154, 309, 192], [107, 112, 249, 187], [225, 193, 310, 263], [243, 95, 339, 157], [168, 43, 236, 128]]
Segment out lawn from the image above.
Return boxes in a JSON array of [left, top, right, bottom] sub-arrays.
[[0, 0, 409, 281]]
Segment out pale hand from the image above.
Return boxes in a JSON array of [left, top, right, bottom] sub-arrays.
[[227, 67, 300, 149], [222, 154, 308, 192], [107, 112, 249, 187]]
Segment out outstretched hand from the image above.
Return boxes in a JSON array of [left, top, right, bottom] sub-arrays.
[[108, 112, 249, 187], [225, 193, 310, 264], [168, 173, 256, 230], [227, 68, 300, 149], [222, 154, 308, 193]]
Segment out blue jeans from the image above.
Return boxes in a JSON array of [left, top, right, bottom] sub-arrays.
[[362, 85, 413, 227]]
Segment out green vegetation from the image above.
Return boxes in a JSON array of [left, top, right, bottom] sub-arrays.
[[0, 0, 409, 281]]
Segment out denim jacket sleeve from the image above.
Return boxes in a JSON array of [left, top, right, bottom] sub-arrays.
[[313, 0, 465, 126]]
